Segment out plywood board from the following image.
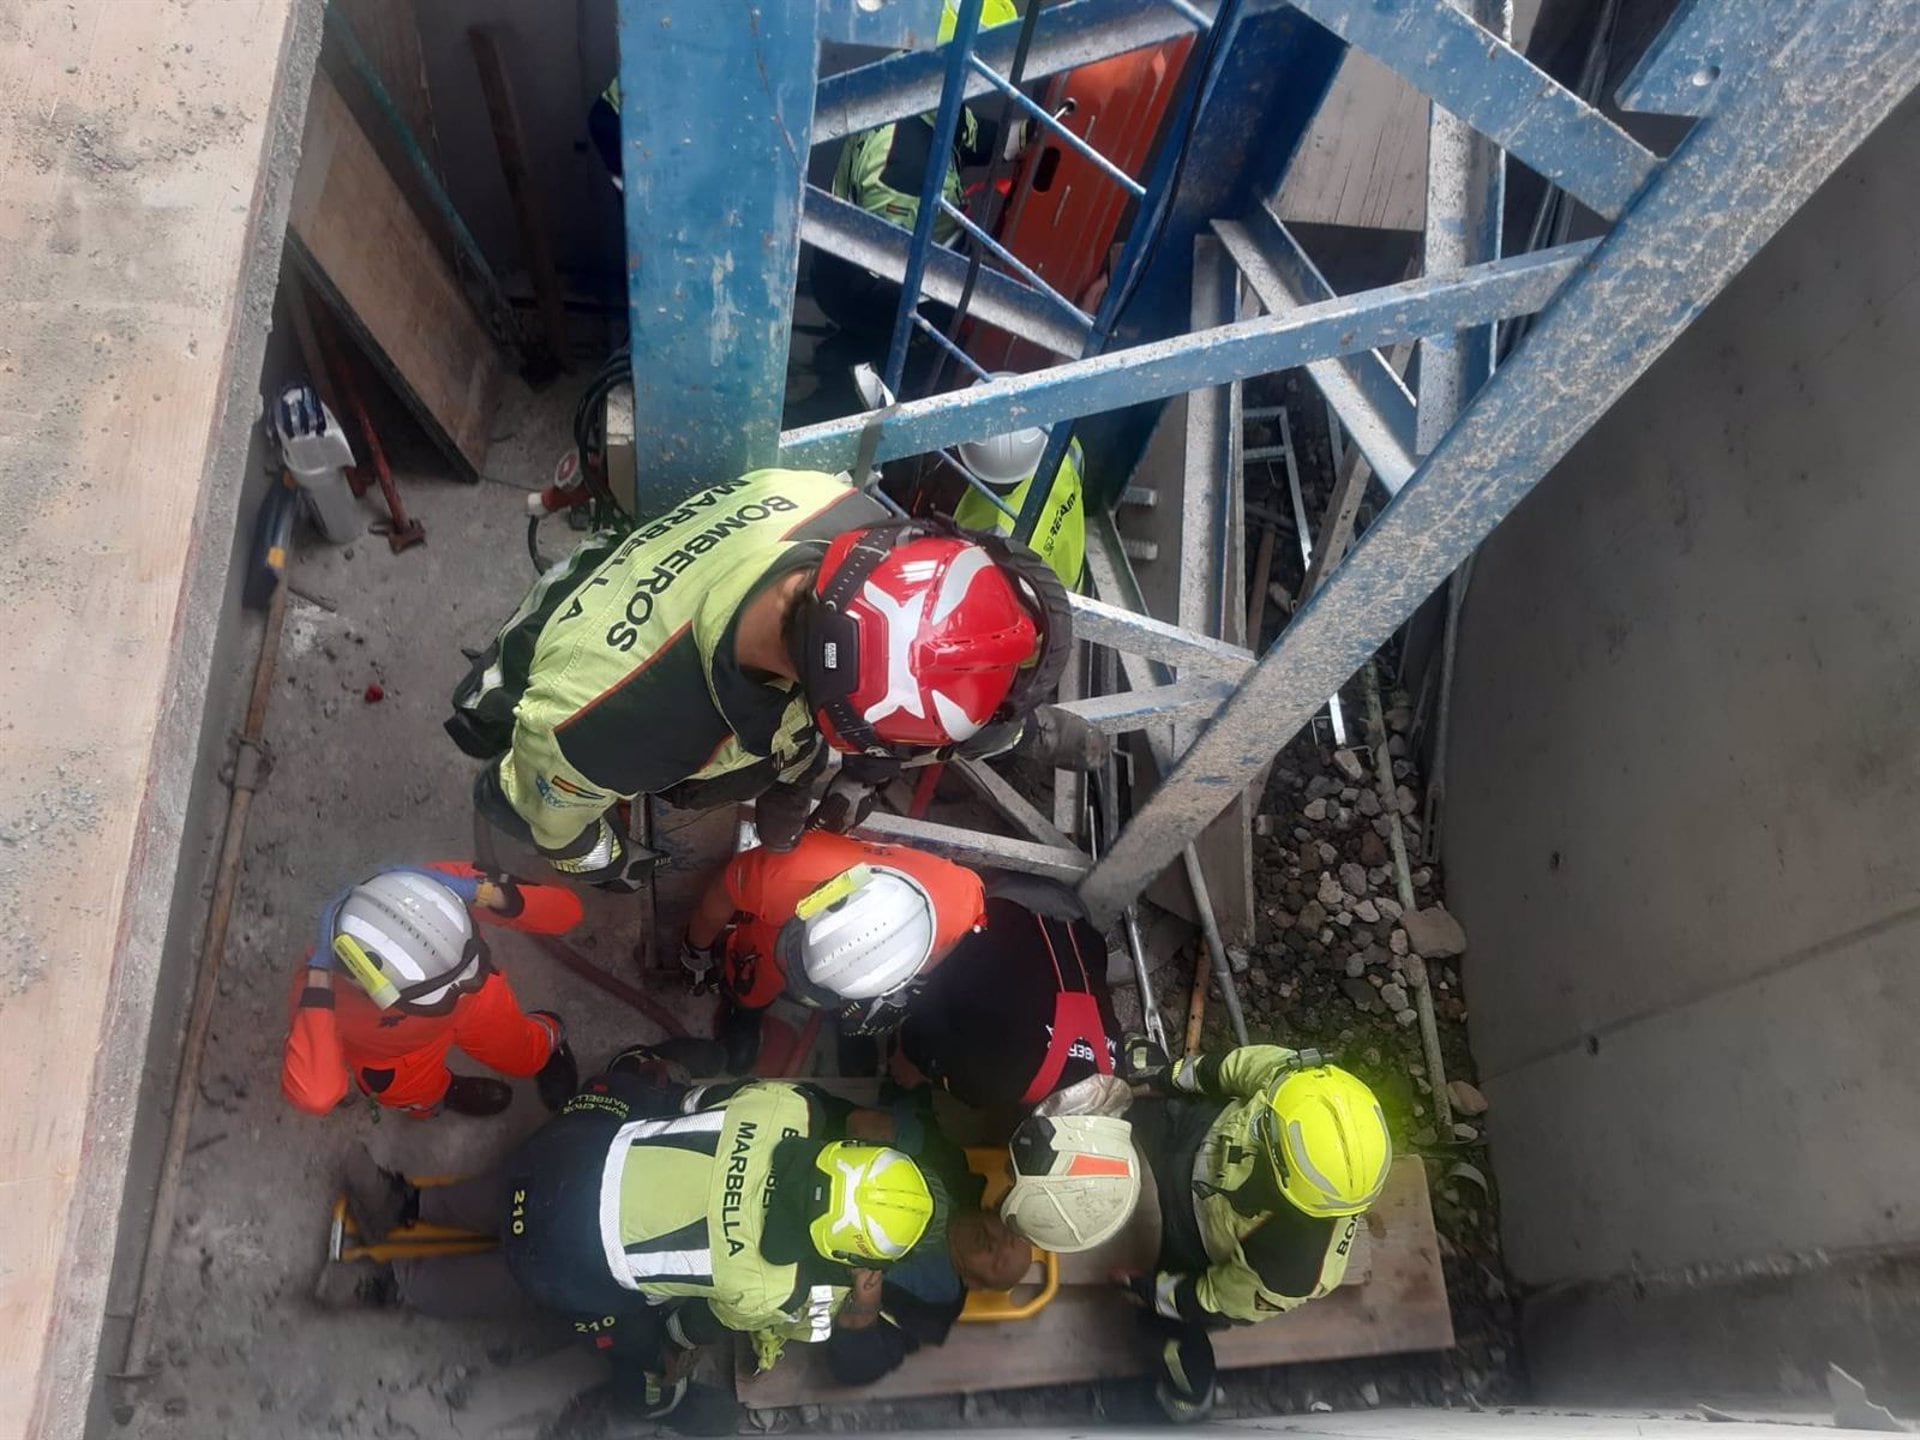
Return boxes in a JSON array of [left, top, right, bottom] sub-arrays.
[[740, 1157, 1449, 1406], [1274, 0, 1542, 232], [289, 68, 500, 477], [0, 4, 315, 1434], [332, 0, 443, 178]]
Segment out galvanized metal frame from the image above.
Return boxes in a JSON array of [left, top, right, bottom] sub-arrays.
[[778, 241, 1595, 468], [615, 0, 818, 510], [616, 0, 1920, 916], [1080, 0, 1920, 917]]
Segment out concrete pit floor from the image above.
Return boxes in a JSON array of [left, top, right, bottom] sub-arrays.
[[124, 377, 718, 1440]]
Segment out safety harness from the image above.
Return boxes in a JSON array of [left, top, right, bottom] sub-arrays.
[[1020, 910, 1115, 1105]]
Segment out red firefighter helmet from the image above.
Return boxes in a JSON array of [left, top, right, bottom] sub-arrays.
[[803, 520, 1069, 757]]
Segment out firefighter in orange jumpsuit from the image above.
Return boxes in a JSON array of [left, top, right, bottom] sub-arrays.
[[281, 863, 582, 1118], [681, 830, 986, 1069]]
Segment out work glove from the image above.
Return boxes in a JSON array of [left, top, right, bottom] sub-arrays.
[[593, 851, 660, 893], [753, 781, 811, 852], [1119, 1032, 1171, 1086], [1113, 1270, 1158, 1311], [545, 819, 662, 892], [530, 1013, 578, 1111], [1163, 1056, 1205, 1096], [678, 934, 725, 995], [477, 870, 527, 917], [810, 751, 900, 835], [1013, 704, 1111, 772], [810, 770, 879, 835]]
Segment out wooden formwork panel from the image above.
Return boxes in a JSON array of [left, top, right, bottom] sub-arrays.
[[288, 69, 501, 478]]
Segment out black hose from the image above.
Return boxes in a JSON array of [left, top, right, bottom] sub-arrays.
[[526, 513, 550, 574]]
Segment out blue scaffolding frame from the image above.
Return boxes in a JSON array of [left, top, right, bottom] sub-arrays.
[[616, 0, 1920, 915]]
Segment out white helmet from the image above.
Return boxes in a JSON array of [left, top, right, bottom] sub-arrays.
[[782, 865, 936, 1002], [1000, 1113, 1141, 1254], [332, 870, 480, 1010], [957, 375, 1047, 487]]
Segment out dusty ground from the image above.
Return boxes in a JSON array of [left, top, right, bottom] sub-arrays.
[[122, 377, 716, 1440]]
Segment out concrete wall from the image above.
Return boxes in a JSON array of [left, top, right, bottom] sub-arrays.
[[1445, 90, 1920, 1403]]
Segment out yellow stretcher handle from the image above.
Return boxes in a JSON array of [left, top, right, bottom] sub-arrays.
[[959, 1248, 1058, 1323], [958, 1145, 1061, 1323]]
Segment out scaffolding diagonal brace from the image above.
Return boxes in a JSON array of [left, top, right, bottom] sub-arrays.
[[812, 0, 1228, 145], [778, 240, 1595, 471], [1213, 209, 1418, 492], [1067, 592, 1254, 682], [1081, 0, 1920, 920]]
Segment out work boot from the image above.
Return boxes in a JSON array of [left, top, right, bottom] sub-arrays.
[[341, 1148, 414, 1244], [1014, 704, 1110, 771], [312, 1258, 397, 1310], [442, 1075, 514, 1117]]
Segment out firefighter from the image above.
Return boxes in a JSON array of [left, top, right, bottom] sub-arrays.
[[827, 1104, 1143, 1387], [824, 1163, 1046, 1387], [353, 1052, 946, 1401], [588, 77, 623, 189], [1118, 1047, 1394, 1422], [952, 399, 1088, 592], [280, 864, 581, 1119], [681, 829, 986, 1067], [809, 0, 1022, 339], [446, 468, 1069, 888], [896, 875, 1119, 1111], [340, 1047, 1025, 1423]]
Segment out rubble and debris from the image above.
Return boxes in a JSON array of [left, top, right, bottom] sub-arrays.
[[1403, 904, 1469, 958], [1448, 1080, 1490, 1116]]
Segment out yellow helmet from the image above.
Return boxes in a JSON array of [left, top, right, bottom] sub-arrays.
[[938, 0, 1021, 44], [807, 1142, 935, 1265], [1255, 1064, 1392, 1218]]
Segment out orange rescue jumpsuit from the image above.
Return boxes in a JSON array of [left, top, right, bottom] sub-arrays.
[[280, 862, 583, 1116], [719, 831, 986, 1010]]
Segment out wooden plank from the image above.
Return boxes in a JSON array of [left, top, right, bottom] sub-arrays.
[[0, 4, 315, 1434], [331, 0, 443, 178], [468, 26, 570, 371], [739, 1157, 1449, 1406], [1273, 0, 1542, 232], [288, 69, 501, 478]]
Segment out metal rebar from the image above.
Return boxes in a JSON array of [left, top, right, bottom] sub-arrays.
[[1363, 663, 1452, 1138], [1275, 409, 1347, 742], [1421, 553, 1473, 862], [324, 5, 520, 351], [936, 449, 1019, 520], [883, 0, 989, 393], [913, 310, 992, 380], [119, 580, 290, 1382]]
